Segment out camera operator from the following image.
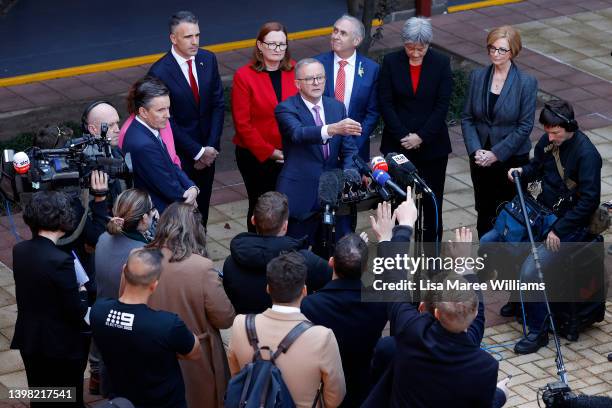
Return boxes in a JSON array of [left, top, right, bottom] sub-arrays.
[[365, 190, 509, 408], [484, 99, 602, 355], [11, 190, 90, 407], [81, 100, 128, 202]]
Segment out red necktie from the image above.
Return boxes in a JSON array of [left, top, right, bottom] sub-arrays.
[[334, 60, 348, 102], [186, 59, 200, 105]]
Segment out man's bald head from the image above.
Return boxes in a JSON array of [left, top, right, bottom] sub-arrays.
[[85, 102, 121, 145], [123, 248, 164, 288]]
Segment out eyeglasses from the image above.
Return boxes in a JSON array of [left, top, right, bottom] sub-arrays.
[[261, 41, 288, 51], [487, 45, 511, 56], [296, 75, 326, 85]]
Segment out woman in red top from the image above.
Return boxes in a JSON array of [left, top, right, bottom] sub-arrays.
[[232, 22, 297, 231]]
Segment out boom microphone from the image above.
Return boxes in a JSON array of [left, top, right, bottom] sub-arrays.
[[372, 169, 407, 199], [385, 153, 433, 195]]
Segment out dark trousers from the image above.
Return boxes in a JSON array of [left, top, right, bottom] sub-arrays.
[[21, 352, 85, 407], [183, 161, 215, 227], [235, 146, 283, 233], [411, 156, 448, 244], [470, 154, 529, 238]]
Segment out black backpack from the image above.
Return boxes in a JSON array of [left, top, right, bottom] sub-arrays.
[[225, 314, 316, 408]]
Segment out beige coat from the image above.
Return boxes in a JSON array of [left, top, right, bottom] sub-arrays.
[[228, 310, 346, 408], [148, 249, 235, 408]]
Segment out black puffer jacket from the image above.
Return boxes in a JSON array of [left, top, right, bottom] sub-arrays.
[[222, 232, 332, 314]]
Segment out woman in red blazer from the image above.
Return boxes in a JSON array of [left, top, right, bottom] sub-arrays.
[[232, 21, 297, 231]]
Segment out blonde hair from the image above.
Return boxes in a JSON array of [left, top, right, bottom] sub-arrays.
[[486, 25, 522, 58], [107, 189, 153, 234]]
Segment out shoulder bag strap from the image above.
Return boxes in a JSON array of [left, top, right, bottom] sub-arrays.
[[245, 314, 260, 355], [551, 146, 577, 191], [272, 320, 314, 360]]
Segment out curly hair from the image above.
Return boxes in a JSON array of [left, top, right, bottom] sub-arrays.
[[146, 203, 207, 262], [23, 190, 75, 234]]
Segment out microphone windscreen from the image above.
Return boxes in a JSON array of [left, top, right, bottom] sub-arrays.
[[370, 156, 388, 172], [385, 153, 416, 173], [12, 151, 30, 174], [318, 169, 343, 207], [372, 169, 391, 186], [343, 168, 361, 184]]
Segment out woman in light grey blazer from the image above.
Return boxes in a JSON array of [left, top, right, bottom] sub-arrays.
[[462, 25, 537, 238]]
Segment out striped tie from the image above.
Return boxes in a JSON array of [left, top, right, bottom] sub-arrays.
[[334, 60, 348, 102]]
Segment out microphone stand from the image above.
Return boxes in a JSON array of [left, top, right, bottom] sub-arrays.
[[512, 171, 568, 386]]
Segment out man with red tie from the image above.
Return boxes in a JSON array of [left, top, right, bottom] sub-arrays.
[[315, 15, 380, 162], [149, 10, 224, 226]]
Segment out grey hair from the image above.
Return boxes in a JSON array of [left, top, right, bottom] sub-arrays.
[[401, 17, 433, 45], [335, 14, 365, 41], [169, 10, 198, 34], [295, 58, 323, 78]]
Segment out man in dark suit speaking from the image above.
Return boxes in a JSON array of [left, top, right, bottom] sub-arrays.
[[149, 11, 225, 226], [274, 58, 360, 248], [122, 77, 198, 213]]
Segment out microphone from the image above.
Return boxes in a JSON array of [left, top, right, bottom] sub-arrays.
[[385, 153, 433, 195], [372, 169, 407, 199], [343, 168, 361, 185], [370, 156, 388, 172], [353, 154, 392, 200], [12, 151, 30, 174], [318, 169, 343, 225]]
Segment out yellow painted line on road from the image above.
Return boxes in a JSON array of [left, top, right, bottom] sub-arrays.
[[0, 20, 382, 88], [447, 0, 522, 13]]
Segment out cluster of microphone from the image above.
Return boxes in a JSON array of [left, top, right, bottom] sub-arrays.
[[318, 153, 435, 224]]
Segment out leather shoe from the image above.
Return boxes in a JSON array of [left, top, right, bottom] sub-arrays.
[[514, 331, 549, 355], [500, 302, 518, 317]]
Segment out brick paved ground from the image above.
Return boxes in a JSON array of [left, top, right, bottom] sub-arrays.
[[1, 0, 611, 406]]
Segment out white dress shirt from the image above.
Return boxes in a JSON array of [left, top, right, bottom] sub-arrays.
[[135, 115, 160, 139], [333, 51, 356, 114], [271, 305, 301, 314], [170, 46, 205, 161], [300, 96, 332, 143], [171, 46, 199, 89]]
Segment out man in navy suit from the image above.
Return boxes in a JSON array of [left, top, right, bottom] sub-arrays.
[[122, 77, 198, 213], [149, 11, 224, 226], [315, 14, 379, 161], [301, 233, 387, 407], [274, 58, 360, 249]]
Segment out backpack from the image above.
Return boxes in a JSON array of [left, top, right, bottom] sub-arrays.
[[225, 314, 317, 408]]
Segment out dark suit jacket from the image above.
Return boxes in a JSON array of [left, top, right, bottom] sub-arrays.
[[461, 63, 537, 161], [316, 51, 379, 160], [149, 49, 225, 163], [388, 276, 499, 408], [301, 278, 387, 407], [378, 48, 452, 160], [11, 236, 88, 359], [274, 95, 358, 219], [121, 119, 194, 213]]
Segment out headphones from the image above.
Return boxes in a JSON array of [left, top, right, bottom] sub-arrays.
[[81, 100, 115, 134], [544, 103, 578, 132]]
